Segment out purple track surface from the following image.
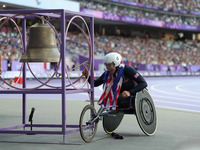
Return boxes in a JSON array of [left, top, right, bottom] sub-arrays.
[[0, 76, 200, 112]]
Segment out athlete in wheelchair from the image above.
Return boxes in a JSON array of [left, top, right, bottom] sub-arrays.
[[80, 52, 157, 142]]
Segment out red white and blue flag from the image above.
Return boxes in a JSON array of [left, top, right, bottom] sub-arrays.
[[98, 63, 125, 110]]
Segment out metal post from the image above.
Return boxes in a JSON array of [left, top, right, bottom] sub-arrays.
[[22, 18, 26, 127], [90, 17, 95, 106], [61, 10, 66, 143]]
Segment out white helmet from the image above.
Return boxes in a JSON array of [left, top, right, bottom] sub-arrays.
[[104, 52, 122, 67]]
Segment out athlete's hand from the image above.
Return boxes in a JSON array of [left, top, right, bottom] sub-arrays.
[[82, 67, 89, 77], [122, 91, 130, 98]]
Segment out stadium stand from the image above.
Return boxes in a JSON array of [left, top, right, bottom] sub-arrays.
[[80, 1, 200, 25], [0, 0, 200, 77]]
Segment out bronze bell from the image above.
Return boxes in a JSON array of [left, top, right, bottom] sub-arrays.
[[20, 22, 60, 62]]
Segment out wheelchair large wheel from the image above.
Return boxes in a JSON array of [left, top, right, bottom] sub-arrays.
[[79, 105, 98, 143], [103, 111, 124, 134], [135, 89, 157, 136]]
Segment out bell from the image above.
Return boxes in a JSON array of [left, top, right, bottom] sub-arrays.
[[20, 22, 60, 62]]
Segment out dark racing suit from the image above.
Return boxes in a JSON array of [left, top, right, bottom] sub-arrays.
[[89, 65, 147, 109]]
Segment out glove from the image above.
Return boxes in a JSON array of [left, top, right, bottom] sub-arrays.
[[111, 132, 124, 139]]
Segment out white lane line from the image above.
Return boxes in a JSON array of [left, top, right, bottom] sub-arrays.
[[98, 86, 103, 92], [156, 105, 200, 113], [154, 99, 200, 108], [151, 94, 200, 103], [176, 84, 200, 95], [80, 93, 100, 99], [151, 84, 200, 99]]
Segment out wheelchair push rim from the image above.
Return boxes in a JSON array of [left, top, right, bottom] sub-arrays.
[[135, 89, 157, 136], [79, 104, 98, 143]]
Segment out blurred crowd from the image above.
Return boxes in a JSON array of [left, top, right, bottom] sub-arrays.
[[122, 0, 200, 12], [81, 1, 200, 26], [67, 32, 200, 66], [0, 27, 23, 61], [1, 28, 200, 67]]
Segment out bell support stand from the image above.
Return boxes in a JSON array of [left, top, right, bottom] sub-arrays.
[[0, 9, 95, 143]]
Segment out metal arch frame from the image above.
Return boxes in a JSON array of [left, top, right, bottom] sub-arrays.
[[0, 9, 95, 143]]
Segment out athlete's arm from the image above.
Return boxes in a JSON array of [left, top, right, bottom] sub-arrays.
[[124, 65, 147, 95]]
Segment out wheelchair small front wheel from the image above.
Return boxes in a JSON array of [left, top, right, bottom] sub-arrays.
[[79, 105, 98, 143], [103, 111, 124, 134]]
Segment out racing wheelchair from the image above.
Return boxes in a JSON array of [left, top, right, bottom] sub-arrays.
[[79, 89, 157, 142]]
